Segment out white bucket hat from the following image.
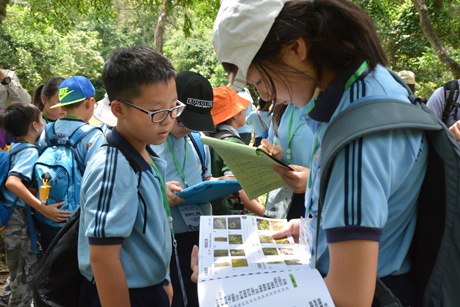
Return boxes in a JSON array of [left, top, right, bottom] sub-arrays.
[[93, 93, 117, 127], [397, 70, 420, 87], [213, 0, 291, 92]]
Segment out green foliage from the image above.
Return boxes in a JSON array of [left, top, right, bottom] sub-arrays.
[[354, 0, 460, 98], [0, 5, 104, 97], [163, 15, 227, 88]]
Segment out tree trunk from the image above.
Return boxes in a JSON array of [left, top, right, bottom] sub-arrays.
[[411, 0, 460, 79], [0, 0, 10, 33], [154, 0, 168, 54]]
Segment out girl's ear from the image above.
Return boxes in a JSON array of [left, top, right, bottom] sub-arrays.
[[289, 37, 308, 62], [41, 94, 47, 105]]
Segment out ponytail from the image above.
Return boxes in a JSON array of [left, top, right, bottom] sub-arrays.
[[33, 77, 64, 111], [33, 84, 45, 111]]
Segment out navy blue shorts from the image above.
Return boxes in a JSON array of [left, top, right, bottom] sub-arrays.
[[79, 276, 169, 307]]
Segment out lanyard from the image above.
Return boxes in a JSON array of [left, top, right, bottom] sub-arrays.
[[42, 111, 49, 124], [305, 60, 369, 214], [166, 137, 189, 188], [256, 110, 267, 130], [148, 156, 174, 236], [17, 139, 30, 144], [64, 115, 84, 121], [148, 155, 188, 306], [286, 106, 303, 164]]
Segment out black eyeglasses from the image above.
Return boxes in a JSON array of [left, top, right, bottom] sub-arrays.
[[116, 99, 186, 123]]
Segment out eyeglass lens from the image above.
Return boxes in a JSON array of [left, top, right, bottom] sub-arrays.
[[151, 104, 185, 123]]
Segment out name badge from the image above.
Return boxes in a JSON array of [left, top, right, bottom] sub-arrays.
[[178, 204, 204, 232]]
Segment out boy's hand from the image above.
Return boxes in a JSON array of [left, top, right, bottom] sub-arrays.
[[39, 202, 71, 223], [272, 164, 310, 193], [260, 139, 283, 161], [272, 219, 300, 244], [166, 181, 184, 207], [191, 245, 199, 283]]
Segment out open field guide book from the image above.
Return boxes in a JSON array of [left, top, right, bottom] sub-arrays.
[[198, 215, 335, 307], [200, 136, 292, 200]]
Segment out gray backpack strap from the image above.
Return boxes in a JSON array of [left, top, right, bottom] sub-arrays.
[[317, 98, 443, 306], [319, 98, 440, 207]]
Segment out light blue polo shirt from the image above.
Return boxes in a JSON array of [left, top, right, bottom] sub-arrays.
[[78, 128, 172, 288], [305, 61, 428, 278], [37, 117, 104, 168], [0, 142, 40, 208], [268, 103, 314, 168], [151, 133, 212, 234], [236, 88, 254, 135], [246, 110, 271, 138]]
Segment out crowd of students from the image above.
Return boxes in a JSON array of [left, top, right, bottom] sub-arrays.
[[1, 0, 459, 307]]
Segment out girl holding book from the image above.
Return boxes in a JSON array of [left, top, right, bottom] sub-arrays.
[[201, 1, 428, 306]]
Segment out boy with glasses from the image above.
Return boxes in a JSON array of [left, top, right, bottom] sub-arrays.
[[78, 46, 181, 307], [36, 76, 104, 252], [151, 71, 214, 307]]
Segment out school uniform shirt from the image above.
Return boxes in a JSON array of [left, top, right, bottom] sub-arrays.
[[246, 110, 271, 138], [0, 142, 39, 207], [98, 123, 113, 137], [305, 60, 429, 278], [151, 133, 212, 234], [267, 103, 314, 168], [37, 117, 104, 167], [78, 127, 172, 288], [427, 80, 460, 146], [236, 88, 254, 135]]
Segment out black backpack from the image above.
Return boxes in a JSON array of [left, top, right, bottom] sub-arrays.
[[32, 144, 145, 307], [442, 80, 460, 124], [316, 70, 460, 307]]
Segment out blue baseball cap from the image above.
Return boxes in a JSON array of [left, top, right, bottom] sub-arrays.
[[51, 76, 95, 108]]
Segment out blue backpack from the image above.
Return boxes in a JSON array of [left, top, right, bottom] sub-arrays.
[[0, 143, 40, 253], [189, 131, 208, 180], [34, 123, 101, 227]]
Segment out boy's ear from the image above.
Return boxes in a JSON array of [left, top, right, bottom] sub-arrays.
[[31, 121, 39, 132], [85, 97, 93, 110], [110, 100, 125, 120]]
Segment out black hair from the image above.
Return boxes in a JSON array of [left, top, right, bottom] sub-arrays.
[[102, 46, 176, 104], [223, 0, 387, 102], [258, 97, 271, 111], [33, 77, 64, 111], [63, 99, 87, 111], [0, 102, 41, 137], [271, 104, 288, 137]]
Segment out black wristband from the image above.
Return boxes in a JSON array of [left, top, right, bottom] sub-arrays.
[[1, 77, 11, 85]]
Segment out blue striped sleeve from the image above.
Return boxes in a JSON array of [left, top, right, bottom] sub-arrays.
[[81, 146, 139, 242], [322, 133, 392, 243]]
